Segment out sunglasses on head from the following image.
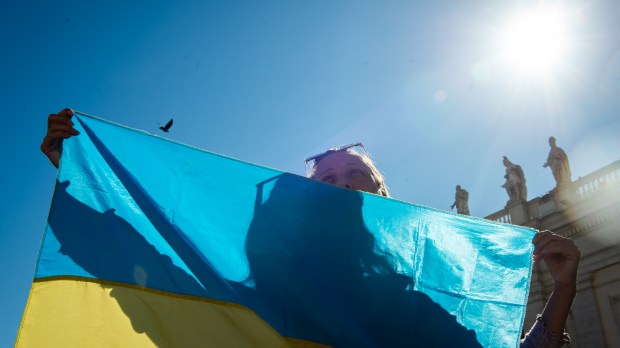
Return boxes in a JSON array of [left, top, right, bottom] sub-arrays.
[[304, 142, 368, 176]]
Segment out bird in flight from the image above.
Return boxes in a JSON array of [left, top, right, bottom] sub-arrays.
[[159, 119, 174, 132]]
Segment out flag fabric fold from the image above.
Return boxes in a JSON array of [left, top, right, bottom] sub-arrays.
[[17, 113, 535, 347]]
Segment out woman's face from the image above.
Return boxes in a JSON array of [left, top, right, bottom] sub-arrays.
[[311, 151, 380, 194]]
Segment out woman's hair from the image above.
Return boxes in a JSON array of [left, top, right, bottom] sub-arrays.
[[308, 148, 390, 197]]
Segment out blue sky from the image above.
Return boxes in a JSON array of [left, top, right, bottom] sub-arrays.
[[2, 0, 619, 345]]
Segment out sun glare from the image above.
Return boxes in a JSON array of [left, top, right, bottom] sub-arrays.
[[499, 6, 571, 76]]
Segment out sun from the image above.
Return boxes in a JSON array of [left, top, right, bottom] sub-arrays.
[[498, 5, 572, 76]]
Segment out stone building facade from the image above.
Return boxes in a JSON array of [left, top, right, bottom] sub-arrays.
[[486, 160, 620, 347]]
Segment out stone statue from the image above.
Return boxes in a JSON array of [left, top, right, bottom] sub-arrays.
[[450, 185, 470, 215], [543, 136, 572, 187], [501, 156, 527, 203]]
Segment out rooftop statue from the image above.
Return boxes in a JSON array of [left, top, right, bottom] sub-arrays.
[[502, 156, 527, 204], [543, 136, 572, 187], [450, 185, 470, 215]]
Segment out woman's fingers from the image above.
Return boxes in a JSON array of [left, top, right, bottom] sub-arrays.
[[48, 115, 76, 130], [536, 238, 579, 256], [532, 231, 580, 262], [47, 109, 73, 126], [45, 130, 78, 140], [47, 122, 79, 135], [45, 111, 79, 140], [533, 230, 565, 253], [57, 108, 74, 119], [532, 230, 580, 289]]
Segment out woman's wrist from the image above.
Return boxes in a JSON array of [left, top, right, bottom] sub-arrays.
[[552, 283, 576, 299]]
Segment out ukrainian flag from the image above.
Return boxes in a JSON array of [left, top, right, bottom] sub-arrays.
[[16, 113, 534, 347]]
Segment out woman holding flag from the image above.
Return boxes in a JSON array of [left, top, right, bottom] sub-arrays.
[[42, 108, 579, 347]]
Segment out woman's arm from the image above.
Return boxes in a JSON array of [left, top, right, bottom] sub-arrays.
[[522, 231, 580, 347], [533, 231, 580, 333]]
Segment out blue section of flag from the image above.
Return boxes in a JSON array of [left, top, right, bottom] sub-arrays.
[[36, 113, 535, 347]]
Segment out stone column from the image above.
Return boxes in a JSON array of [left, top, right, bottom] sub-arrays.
[[570, 275, 605, 346], [552, 182, 576, 208], [506, 199, 529, 225]]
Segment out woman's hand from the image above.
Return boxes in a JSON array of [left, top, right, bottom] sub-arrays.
[[40, 108, 79, 168], [532, 230, 580, 291], [532, 230, 580, 336]]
